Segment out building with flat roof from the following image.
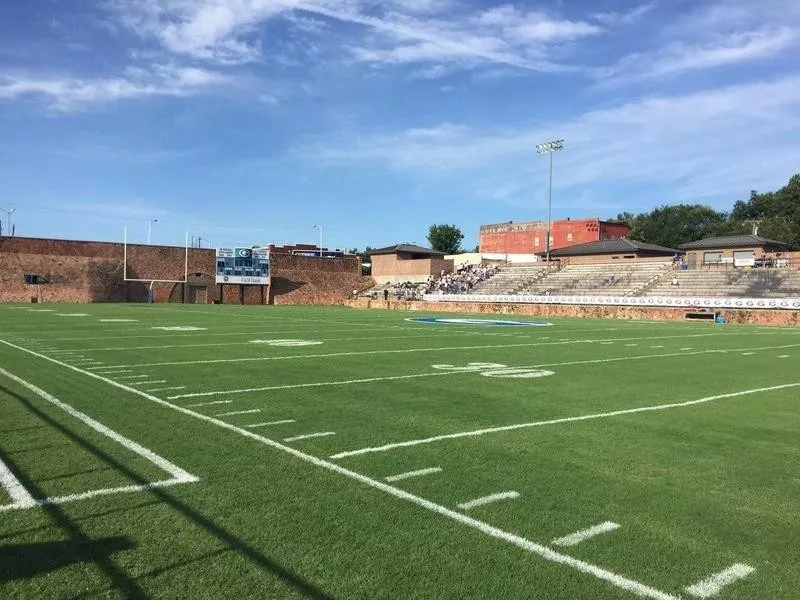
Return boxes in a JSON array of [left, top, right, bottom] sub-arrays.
[[369, 244, 452, 284], [479, 218, 630, 258]]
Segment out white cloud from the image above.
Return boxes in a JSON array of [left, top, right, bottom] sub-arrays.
[[592, 3, 656, 27], [107, 0, 600, 72], [0, 64, 227, 111], [601, 27, 798, 84], [293, 75, 800, 203]]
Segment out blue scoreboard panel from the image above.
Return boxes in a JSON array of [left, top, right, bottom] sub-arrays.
[[216, 248, 270, 284]]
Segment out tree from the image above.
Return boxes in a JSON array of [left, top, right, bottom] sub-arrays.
[[729, 175, 800, 246], [612, 205, 727, 248], [427, 224, 464, 254]]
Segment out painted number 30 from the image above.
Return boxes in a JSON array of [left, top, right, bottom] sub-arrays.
[[432, 363, 555, 379]]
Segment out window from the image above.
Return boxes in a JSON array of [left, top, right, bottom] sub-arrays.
[[549, 235, 554, 245], [703, 251, 723, 264], [534, 236, 540, 247], [566, 233, 573, 241]]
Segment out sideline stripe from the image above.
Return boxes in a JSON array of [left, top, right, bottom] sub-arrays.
[[385, 467, 442, 482], [0, 457, 36, 509], [0, 365, 197, 487], [330, 382, 800, 459], [215, 409, 261, 417], [457, 491, 519, 510], [284, 432, 335, 442], [684, 564, 755, 598], [246, 420, 296, 428], [168, 343, 800, 401], [552, 522, 620, 547], [0, 339, 692, 600], [86, 333, 750, 369]]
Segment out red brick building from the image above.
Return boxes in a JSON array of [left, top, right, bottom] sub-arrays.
[[479, 218, 630, 255]]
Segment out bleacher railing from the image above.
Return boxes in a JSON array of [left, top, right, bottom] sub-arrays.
[[422, 293, 800, 310]]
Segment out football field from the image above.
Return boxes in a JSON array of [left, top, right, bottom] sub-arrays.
[[1, 304, 798, 599]]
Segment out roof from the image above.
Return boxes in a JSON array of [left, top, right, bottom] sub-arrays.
[[369, 244, 445, 257], [679, 235, 789, 250], [547, 239, 681, 257]]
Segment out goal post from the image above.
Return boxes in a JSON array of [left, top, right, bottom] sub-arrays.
[[122, 226, 189, 284]]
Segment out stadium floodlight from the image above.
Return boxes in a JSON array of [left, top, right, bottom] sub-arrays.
[[536, 139, 565, 263], [147, 219, 158, 245], [313, 224, 324, 257], [0, 207, 15, 237]]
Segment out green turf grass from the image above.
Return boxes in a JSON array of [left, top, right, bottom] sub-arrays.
[[1, 304, 798, 599]]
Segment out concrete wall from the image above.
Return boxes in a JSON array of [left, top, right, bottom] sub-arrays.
[[371, 254, 454, 284], [344, 299, 800, 326]]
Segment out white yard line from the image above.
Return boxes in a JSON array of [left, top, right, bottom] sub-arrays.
[[85, 333, 753, 369], [385, 467, 442, 482], [552, 522, 620, 547], [186, 400, 233, 408], [246, 420, 296, 428], [330, 382, 800, 459], [0, 479, 190, 513], [284, 432, 336, 442], [457, 491, 519, 510], [0, 338, 682, 600], [168, 372, 456, 400], [684, 564, 755, 598], [777, 355, 790, 358], [115, 375, 150, 380], [0, 456, 36, 509], [130, 381, 168, 386], [168, 343, 800, 401], [91, 370, 133, 375], [146, 386, 187, 392], [0, 364, 198, 506], [215, 409, 261, 417]]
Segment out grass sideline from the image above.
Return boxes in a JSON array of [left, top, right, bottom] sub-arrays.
[[0, 304, 798, 599]]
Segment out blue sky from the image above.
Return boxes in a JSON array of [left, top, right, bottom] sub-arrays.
[[1, 0, 799, 251]]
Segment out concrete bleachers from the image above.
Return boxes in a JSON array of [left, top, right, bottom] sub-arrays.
[[645, 268, 800, 298], [519, 262, 668, 296], [469, 265, 553, 295]]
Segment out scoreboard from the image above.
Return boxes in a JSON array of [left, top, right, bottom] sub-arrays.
[[216, 248, 270, 284]]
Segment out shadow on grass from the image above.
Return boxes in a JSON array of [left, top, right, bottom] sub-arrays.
[[0, 383, 335, 600]]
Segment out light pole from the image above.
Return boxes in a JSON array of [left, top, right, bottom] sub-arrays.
[[147, 219, 158, 244], [313, 224, 323, 257], [1, 208, 15, 237], [535, 139, 565, 263]]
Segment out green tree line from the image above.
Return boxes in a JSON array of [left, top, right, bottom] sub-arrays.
[[612, 174, 800, 249]]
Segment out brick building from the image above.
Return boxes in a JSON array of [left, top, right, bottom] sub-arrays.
[[369, 244, 453, 284], [479, 218, 630, 256]]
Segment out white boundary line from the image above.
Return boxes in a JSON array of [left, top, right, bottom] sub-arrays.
[[0, 363, 198, 510], [284, 432, 335, 442], [684, 564, 755, 598], [385, 467, 442, 482], [0, 339, 697, 600], [330, 382, 800, 459], [0, 456, 36, 509], [167, 343, 800, 400], [457, 491, 519, 510], [552, 522, 620, 547], [85, 333, 756, 369]]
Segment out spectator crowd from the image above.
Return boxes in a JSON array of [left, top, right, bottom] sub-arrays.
[[426, 263, 499, 294]]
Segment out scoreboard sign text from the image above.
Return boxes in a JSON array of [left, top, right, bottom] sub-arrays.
[[216, 248, 270, 284]]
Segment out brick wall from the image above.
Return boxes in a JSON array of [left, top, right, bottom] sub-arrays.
[[371, 254, 454, 284], [343, 299, 800, 326], [0, 237, 365, 305]]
